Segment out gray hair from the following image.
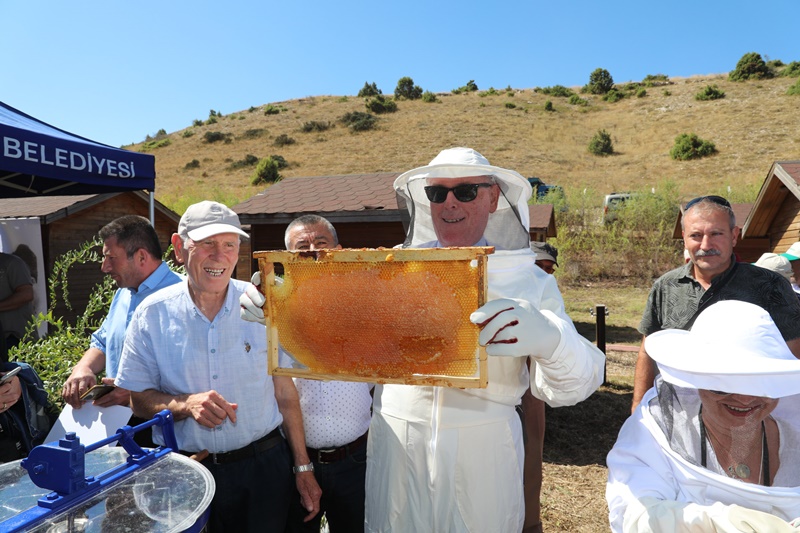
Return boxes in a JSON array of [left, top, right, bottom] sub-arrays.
[[284, 215, 338, 249]]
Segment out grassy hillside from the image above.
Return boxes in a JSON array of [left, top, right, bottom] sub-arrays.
[[128, 73, 800, 214]]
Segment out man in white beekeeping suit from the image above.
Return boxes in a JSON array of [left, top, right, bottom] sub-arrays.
[[367, 147, 604, 532], [240, 147, 605, 532]]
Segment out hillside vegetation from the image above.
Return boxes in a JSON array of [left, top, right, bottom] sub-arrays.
[[130, 71, 800, 214]]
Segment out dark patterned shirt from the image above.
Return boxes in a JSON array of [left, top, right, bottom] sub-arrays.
[[640, 256, 800, 340]]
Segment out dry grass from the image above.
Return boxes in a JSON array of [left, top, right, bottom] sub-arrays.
[[541, 350, 636, 532], [538, 283, 646, 531], [130, 75, 800, 213]]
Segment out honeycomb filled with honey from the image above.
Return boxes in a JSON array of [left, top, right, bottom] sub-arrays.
[[254, 247, 491, 387]]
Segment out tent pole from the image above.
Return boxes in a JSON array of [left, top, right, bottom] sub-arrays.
[[149, 191, 155, 226]]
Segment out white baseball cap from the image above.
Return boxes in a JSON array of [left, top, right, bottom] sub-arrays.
[[780, 242, 800, 261], [754, 252, 793, 281], [178, 201, 249, 241]]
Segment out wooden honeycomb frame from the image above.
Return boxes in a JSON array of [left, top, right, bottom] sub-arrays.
[[254, 247, 492, 388]]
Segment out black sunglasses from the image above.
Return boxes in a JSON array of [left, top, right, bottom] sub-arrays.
[[424, 183, 494, 204], [685, 195, 731, 210]]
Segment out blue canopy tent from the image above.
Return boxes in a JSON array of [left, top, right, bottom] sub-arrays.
[[0, 101, 156, 220]]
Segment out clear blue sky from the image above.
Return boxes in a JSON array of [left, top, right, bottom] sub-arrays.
[[3, 1, 797, 148]]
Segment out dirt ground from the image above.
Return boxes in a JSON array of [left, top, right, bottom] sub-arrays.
[[540, 348, 637, 532]]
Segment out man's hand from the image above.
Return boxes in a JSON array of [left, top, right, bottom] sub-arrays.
[[62, 366, 98, 409], [470, 298, 561, 360], [240, 271, 266, 325], [295, 471, 322, 522], [92, 377, 132, 408], [0, 375, 22, 413], [184, 391, 238, 428]]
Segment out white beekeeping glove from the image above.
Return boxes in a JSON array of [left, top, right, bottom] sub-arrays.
[[239, 271, 266, 325], [470, 298, 561, 360]]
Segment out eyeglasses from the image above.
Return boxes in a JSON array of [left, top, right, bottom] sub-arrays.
[[424, 183, 494, 204], [685, 195, 731, 210]]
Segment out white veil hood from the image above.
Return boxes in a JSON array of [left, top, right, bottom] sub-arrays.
[[393, 147, 532, 249]]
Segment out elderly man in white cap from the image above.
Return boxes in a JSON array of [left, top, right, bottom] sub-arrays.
[[781, 242, 800, 296], [117, 201, 321, 532], [366, 147, 605, 532], [607, 300, 800, 532]]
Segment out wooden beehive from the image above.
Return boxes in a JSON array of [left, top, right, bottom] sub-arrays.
[[254, 247, 492, 388]]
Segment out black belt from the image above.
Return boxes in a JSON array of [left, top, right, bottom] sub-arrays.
[[180, 427, 283, 465], [307, 431, 368, 464]]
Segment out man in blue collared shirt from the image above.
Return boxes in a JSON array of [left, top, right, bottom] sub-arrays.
[[117, 201, 321, 532], [62, 215, 181, 409]]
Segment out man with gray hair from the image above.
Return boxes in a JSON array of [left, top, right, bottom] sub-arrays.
[[632, 195, 800, 412], [117, 201, 321, 531]]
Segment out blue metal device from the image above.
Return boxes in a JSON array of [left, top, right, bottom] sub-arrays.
[[0, 410, 179, 532]]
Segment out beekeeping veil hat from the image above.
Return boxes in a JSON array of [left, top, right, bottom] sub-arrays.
[[393, 147, 532, 249], [645, 300, 800, 398], [643, 300, 800, 485]]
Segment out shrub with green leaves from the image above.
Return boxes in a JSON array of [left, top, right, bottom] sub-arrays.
[[273, 134, 296, 147], [536, 85, 574, 97], [205, 116, 218, 125], [264, 104, 281, 115], [357, 82, 382, 97], [192, 119, 203, 127], [586, 68, 614, 94], [603, 90, 624, 103], [636, 88, 647, 98], [452, 80, 479, 94], [781, 61, 800, 78], [478, 87, 500, 97], [203, 131, 232, 144], [365, 94, 397, 114], [568, 95, 588, 106], [184, 159, 200, 170], [642, 74, 670, 86], [422, 91, 438, 103], [229, 154, 260, 169], [241, 128, 266, 139], [394, 77, 423, 100], [250, 156, 283, 185], [729, 52, 774, 81], [544, 100, 554, 112], [588, 129, 614, 156], [504, 102, 516, 109], [182, 130, 195, 138], [695, 85, 725, 101], [300, 121, 331, 133], [670, 133, 716, 160], [787, 78, 800, 96], [140, 138, 171, 152], [340, 111, 377, 132]]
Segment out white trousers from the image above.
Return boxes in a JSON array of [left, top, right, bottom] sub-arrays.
[[365, 408, 524, 533]]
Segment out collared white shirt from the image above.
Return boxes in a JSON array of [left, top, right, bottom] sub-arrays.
[[294, 378, 372, 448], [117, 279, 287, 453]]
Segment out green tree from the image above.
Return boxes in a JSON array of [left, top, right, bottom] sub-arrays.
[[588, 129, 614, 156], [357, 82, 382, 97], [729, 52, 773, 81], [394, 77, 423, 100], [251, 156, 283, 185], [587, 68, 614, 94]]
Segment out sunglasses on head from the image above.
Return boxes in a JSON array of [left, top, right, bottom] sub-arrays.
[[424, 183, 494, 204], [685, 195, 731, 210]]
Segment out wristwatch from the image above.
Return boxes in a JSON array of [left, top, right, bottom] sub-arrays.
[[293, 463, 314, 474]]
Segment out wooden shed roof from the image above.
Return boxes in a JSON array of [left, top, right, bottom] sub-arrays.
[[741, 161, 800, 238], [0, 191, 180, 225], [234, 173, 556, 235]]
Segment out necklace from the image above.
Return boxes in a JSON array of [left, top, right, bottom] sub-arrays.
[[698, 408, 770, 486]]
